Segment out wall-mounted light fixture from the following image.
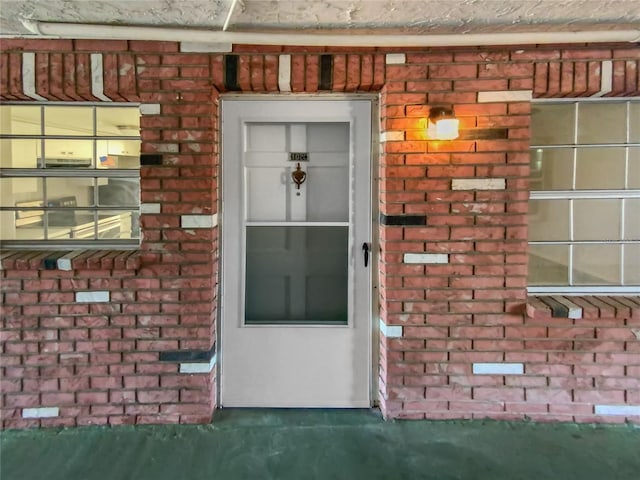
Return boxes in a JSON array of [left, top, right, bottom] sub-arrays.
[[427, 107, 459, 140]]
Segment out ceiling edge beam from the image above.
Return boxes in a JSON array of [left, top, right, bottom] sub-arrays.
[[16, 20, 640, 47]]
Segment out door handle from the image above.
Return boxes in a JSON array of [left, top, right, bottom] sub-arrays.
[[362, 242, 370, 268]]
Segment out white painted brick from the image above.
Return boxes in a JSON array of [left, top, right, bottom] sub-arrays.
[[385, 53, 406, 64], [404, 253, 449, 264], [592, 60, 613, 97], [22, 52, 47, 101], [180, 42, 232, 53], [140, 203, 161, 214], [76, 291, 110, 303], [552, 296, 583, 319], [181, 214, 218, 229], [595, 405, 640, 416], [380, 131, 404, 142], [56, 251, 84, 271], [180, 354, 217, 374], [379, 318, 403, 338], [473, 363, 524, 375], [23, 407, 59, 419], [477, 90, 533, 103], [278, 54, 292, 92], [140, 104, 161, 115], [452, 179, 506, 191], [90, 53, 111, 102]]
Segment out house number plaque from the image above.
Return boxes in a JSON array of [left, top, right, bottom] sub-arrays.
[[289, 152, 309, 162]]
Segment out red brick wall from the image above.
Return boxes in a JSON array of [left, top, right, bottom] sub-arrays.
[[1, 40, 639, 427]]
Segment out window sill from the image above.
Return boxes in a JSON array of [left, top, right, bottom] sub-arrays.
[[0, 250, 141, 271], [527, 295, 640, 320]]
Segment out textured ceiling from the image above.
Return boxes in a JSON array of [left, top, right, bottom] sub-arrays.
[[2, 0, 640, 36]]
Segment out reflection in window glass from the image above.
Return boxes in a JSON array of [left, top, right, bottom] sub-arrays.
[[1, 177, 44, 207], [573, 199, 621, 241], [45, 178, 96, 207], [577, 102, 627, 144], [528, 199, 570, 241], [531, 104, 574, 145], [624, 244, 640, 284], [530, 148, 573, 190], [45, 107, 93, 136], [96, 107, 140, 137], [528, 245, 569, 285], [575, 147, 626, 190], [624, 199, 640, 240], [0, 106, 41, 135], [629, 148, 640, 189], [0, 139, 40, 168], [573, 244, 620, 285], [629, 102, 640, 142]]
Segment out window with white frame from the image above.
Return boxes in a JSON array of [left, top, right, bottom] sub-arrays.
[[0, 103, 141, 249], [528, 100, 640, 293]]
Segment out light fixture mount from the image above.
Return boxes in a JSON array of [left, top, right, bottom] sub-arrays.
[[427, 106, 459, 140]]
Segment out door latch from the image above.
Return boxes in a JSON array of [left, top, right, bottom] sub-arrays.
[[362, 242, 370, 268]]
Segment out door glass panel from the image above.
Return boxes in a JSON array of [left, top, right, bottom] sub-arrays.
[[244, 121, 351, 325], [245, 226, 348, 325]]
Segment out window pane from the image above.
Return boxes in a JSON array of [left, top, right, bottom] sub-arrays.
[[1, 139, 41, 168], [96, 140, 140, 169], [577, 103, 627, 144], [0, 105, 41, 135], [45, 178, 96, 207], [96, 107, 140, 137], [575, 147, 625, 189], [629, 147, 640, 189], [624, 199, 640, 240], [623, 244, 640, 284], [45, 107, 93, 136], [1, 178, 44, 207], [630, 102, 640, 142], [574, 199, 621, 241], [528, 245, 569, 285], [531, 104, 574, 145], [529, 199, 570, 241], [43, 139, 93, 167], [573, 244, 621, 285], [90, 210, 137, 240], [97, 178, 139, 207], [530, 148, 573, 190]]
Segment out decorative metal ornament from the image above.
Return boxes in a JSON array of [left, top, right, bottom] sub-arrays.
[[291, 162, 307, 189]]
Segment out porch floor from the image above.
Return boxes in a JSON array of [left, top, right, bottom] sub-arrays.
[[2, 409, 639, 480]]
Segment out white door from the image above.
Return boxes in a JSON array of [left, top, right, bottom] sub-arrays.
[[221, 99, 372, 407]]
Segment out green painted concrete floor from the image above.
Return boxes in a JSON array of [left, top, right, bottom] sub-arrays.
[[2, 409, 640, 480]]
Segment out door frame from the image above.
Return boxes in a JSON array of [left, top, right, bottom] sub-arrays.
[[216, 94, 380, 407]]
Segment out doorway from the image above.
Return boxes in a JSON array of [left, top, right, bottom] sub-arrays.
[[220, 99, 372, 407]]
